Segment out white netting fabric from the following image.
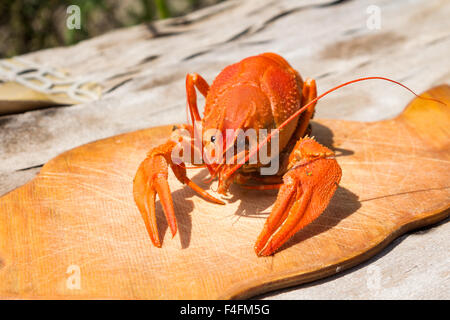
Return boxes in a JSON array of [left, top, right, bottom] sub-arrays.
[[0, 57, 101, 103]]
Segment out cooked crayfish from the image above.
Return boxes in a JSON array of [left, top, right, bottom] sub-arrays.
[[133, 52, 429, 256]]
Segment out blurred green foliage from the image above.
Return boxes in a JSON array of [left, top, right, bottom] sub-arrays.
[[0, 0, 222, 58]]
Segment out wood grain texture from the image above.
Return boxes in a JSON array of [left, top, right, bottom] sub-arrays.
[[0, 86, 448, 299]]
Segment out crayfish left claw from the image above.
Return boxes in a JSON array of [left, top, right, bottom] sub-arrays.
[[254, 138, 342, 256]]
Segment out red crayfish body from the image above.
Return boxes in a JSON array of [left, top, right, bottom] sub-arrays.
[[134, 53, 341, 256]]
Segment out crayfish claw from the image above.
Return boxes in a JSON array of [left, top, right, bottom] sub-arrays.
[[255, 138, 342, 256], [133, 154, 177, 247]]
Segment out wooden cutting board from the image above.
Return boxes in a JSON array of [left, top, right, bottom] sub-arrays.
[[0, 85, 449, 300]]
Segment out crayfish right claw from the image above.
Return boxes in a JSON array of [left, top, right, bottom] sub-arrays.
[[133, 138, 225, 248], [133, 154, 177, 247]]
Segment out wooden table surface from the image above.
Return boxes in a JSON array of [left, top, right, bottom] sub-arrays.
[[0, 0, 449, 299]]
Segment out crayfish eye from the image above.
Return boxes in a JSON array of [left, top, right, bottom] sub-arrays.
[[210, 135, 216, 143]]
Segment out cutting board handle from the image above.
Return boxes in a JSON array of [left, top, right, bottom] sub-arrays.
[[399, 84, 450, 150]]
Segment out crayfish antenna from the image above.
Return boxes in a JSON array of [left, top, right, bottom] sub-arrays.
[[232, 76, 448, 178]]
